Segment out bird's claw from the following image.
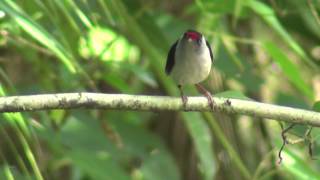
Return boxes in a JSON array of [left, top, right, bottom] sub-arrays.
[[204, 92, 214, 110], [195, 84, 215, 110], [181, 95, 188, 110], [205, 93, 214, 110]]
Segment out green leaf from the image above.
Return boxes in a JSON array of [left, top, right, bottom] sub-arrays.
[[263, 42, 314, 100], [0, 0, 77, 73], [109, 116, 181, 180], [248, 1, 317, 70], [274, 139, 320, 179], [120, 62, 158, 88], [104, 0, 175, 94], [198, 0, 236, 14], [275, 92, 309, 109], [312, 101, 320, 112], [66, 1, 93, 29], [140, 150, 180, 180], [0, 164, 14, 180], [0, 85, 29, 134], [182, 113, 216, 180], [68, 150, 130, 180], [58, 112, 180, 180], [215, 90, 252, 100], [288, 0, 320, 39], [0, 85, 43, 180], [102, 73, 131, 93], [79, 27, 138, 61]]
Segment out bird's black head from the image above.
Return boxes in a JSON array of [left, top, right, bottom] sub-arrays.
[[183, 30, 203, 45]]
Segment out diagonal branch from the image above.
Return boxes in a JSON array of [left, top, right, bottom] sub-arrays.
[[0, 93, 319, 126]]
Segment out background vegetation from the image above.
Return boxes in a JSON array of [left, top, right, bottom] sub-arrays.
[[0, 0, 320, 179]]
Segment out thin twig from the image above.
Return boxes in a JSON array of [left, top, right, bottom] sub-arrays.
[[305, 126, 317, 160], [278, 123, 295, 164], [307, 0, 320, 28]]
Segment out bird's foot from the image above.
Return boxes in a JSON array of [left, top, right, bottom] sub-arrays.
[[195, 84, 215, 110], [181, 95, 188, 110], [178, 85, 189, 111], [204, 91, 214, 110]]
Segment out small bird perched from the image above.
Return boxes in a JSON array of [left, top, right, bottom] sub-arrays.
[[165, 29, 214, 109]]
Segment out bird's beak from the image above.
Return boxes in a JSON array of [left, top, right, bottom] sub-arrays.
[[187, 38, 192, 42]]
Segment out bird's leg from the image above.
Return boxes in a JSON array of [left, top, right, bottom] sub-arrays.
[[195, 83, 214, 110], [178, 85, 188, 108]]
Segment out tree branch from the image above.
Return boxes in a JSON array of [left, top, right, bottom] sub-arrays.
[[0, 93, 319, 126]]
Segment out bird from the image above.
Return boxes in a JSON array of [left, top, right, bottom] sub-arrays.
[[165, 29, 214, 109]]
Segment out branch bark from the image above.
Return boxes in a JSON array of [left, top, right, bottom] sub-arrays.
[[0, 93, 319, 126]]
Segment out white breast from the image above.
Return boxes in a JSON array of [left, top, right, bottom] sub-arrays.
[[171, 37, 212, 85]]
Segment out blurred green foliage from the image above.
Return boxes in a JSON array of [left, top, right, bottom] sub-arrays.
[[0, 0, 320, 179]]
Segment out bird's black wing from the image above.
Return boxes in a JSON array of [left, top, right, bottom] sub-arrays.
[[206, 40, 213, 62], [165, 41, 178, 75]]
